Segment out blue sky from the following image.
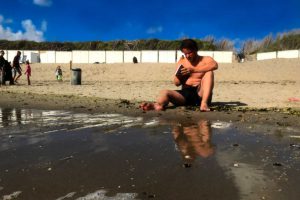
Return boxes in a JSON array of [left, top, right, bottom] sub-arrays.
[[0, 0, 299, 47]]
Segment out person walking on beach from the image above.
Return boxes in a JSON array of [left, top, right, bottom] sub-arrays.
[[140, 39, 218, 112], [0, 50, 5, 85], [24, 60, 31, 85], [0, 50, 14, 85], [13, 51, 22, 83]]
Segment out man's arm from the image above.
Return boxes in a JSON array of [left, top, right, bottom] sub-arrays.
[[191, 56, 218, 73], [12, 57, 17, 68]]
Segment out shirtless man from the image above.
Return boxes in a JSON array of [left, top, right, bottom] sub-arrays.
[[140, 39, 218, 112]]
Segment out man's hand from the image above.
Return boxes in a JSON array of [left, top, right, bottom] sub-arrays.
[[180, 67, 191, 76]]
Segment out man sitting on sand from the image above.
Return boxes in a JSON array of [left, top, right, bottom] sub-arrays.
[[140, 39, 218, 112]]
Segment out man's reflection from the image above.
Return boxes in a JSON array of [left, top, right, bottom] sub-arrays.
[[15, 108, 22, 125], [0, 108, 23, 127], [172, 120, 214, 163], [1, 108, 14, 127]]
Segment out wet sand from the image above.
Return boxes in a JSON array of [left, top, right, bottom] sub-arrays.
[[1, 108, 300, 200]]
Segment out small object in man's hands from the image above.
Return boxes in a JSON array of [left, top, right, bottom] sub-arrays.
[[175, 64, 184, 76]]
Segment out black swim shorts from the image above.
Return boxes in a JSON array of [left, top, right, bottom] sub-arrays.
[[176, 87, 212, 106], [14, 67, 21, 75]]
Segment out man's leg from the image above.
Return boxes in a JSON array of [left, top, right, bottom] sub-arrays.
[[157, 89, 186, 107], [198, 71, 214, 111], [15, 74, 21, 82], [15, 70, 22, 82], [141, 90, 186, 111]]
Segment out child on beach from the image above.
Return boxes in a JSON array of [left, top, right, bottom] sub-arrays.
[[55, 66, 63, 81], [24, 60, 31, 85]]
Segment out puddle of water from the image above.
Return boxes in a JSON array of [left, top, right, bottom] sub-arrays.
[[0, 108, 300, 200]]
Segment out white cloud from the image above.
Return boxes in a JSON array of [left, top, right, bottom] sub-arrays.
[[21, 19, 45, 41], [33, 0, 52, 7], [0, 16, 45, 42], [146, 26, 163, 34]]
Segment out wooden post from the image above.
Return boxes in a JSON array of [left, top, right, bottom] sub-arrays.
[[69, 60, 72, 70]]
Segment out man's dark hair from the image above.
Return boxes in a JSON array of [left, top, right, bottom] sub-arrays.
[[179, 39, 198, 52]]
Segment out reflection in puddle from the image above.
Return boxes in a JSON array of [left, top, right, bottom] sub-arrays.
[[2, 191, 22, 200], [69, 189, 137, 200], [0, 108, 144, 135], [0, 108, 300, 200], [173, 120, 214, 163], [211, 121, 231, 129], [0, 108, 24, 127]]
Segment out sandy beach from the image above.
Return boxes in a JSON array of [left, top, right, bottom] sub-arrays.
[[0, 58, 300, 112], [1, 58, 300, 200]]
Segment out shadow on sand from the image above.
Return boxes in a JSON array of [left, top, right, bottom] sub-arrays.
[[167, 101, 248, 111]]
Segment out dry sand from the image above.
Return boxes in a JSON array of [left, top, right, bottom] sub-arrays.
[[0, 58, 300, 111]]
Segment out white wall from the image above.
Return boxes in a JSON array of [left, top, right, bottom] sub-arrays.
[[176, 51, 184, 62], [142, 50, 158, 63], [39, 51, 56, 63], [277, 50, 299, 58], [56, 51, 72, 63], [4, 49, 299, 64], [124, 51, 141, 63], [6, 50, 31, 63], [158, 50, 176, 63], [88, 51, 106, 63], [177, 50, 232, 63], [257, 52, 277, 60], [7, 50, 20, 63], [198, 51, 214, 57], [213, 51, 233, 63], [106, 51, 123, 63], [23, 50, 39, 63], [72, 51, 89, 63]]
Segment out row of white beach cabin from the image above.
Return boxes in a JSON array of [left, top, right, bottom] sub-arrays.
[[1, 49, 299, 64], [1, 50, 232, 64]]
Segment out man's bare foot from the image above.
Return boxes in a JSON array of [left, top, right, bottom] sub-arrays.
[[200, 103, 211, 112], [139, 102, 164, 111]]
